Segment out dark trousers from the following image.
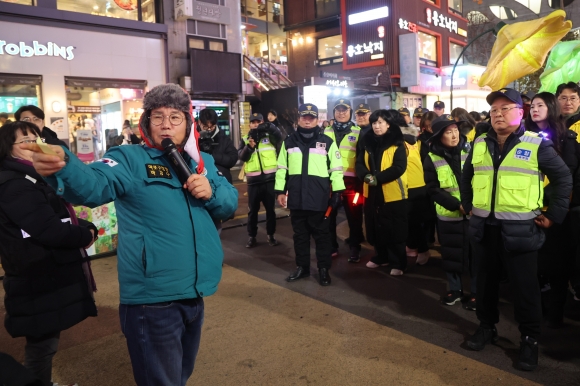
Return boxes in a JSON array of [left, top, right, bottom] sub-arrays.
[[473, 224, 542, 337], [291, 210, 332, 269], [120, 298, 204, 386], [406, 195, 430, 253], [247, 181, 276, 237], [24, 332, 60, 386], [329, 180, 365, 249]]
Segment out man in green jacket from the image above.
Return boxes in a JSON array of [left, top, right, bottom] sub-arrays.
[[276, 103, 345, 286], [22, 84, 238, 386]]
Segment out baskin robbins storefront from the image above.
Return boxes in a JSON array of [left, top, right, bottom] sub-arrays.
[[0, 20, 167, 257]]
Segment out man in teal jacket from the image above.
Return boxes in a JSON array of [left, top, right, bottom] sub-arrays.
[[22, 84, 238, 386]]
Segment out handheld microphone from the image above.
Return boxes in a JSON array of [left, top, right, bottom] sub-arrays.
[[161, 138, 192, 185]]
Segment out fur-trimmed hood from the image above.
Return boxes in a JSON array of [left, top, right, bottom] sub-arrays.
[[400, 124, 419, 137]]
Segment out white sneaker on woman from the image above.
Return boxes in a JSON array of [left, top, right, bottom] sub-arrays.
[[390, 269, 404, 276], [366, 261, 388, 268]]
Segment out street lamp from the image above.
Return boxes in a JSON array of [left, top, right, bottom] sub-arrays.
[[450, 22, 505, 110]]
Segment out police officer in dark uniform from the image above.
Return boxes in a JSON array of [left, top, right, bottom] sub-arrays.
[[238, 112, 282, 248], [276, 104, 345, 286], [355, 103, 372, 139], [413, 107, 429, 128]]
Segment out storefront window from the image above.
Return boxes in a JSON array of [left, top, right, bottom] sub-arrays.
[[449, 42, 464, 65], [66, 85, 145, 160], [318, 35, 342, 60], [418, 32, 438, 67], [1, 0, 32, 4], [316, 0, 339, 18], [0, 74, 42, 126], [449, 0, 463, 14], [246, 31, 269, 60], [57, 0, 156, 22]]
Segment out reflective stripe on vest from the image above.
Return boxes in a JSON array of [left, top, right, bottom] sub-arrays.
[[243, 136, 278, 175], [404, 142, 426, 189], [471, 131, 543, 220], [428, 152, 467, 221], [324, 126, 360, 177], [363, 146, 408, 202]]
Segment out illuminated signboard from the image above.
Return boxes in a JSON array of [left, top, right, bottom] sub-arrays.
[[398, 18, 418, 33], [426, 8, 458, 35], [0, 96, 39, 113], [0, 40, 75, 60], [341, 0, 388, 70]]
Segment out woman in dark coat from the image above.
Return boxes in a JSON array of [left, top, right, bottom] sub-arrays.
[[525, 92, 580, 327], [0, 122, 98, 385], [356, 109, 408, 275], [423, 114, 476, 309]]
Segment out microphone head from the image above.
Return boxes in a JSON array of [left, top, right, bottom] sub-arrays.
[[161, 138, 176, 150]]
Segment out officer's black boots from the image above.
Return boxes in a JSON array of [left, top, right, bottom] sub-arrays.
[[466, 326, 499, 351], [267, 235, 278, 246], [286, 266, 310, 282], [318, 268, 331, 286], [246, 237, 256, 248], [518, 336, 538, 371]]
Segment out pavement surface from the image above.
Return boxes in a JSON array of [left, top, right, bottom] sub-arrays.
[[1, 196, 580, 385]]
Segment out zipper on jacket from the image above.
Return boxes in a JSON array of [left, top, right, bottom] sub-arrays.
[[183, 190, 201, 297], [142, 246, 147, 273]]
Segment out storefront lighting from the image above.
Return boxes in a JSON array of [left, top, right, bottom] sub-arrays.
[[348, 6, 389, 25], [342, 90, 350, 96], [299, 37, 304, 44], [333, 89, 341, 95], [292, 39, 297, 46], [51, 101, 62, 113], [93, 5, 99, 10], [306, 37, 312, 43], [326, 87, 333, 95], [241, 25, 246, 29]]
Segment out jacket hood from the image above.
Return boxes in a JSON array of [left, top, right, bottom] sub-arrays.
[[401, 125, 419, 137]]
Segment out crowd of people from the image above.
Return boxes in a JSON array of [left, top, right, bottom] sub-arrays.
[[237, 83, 580, 372], [1, 82, 580, 384]]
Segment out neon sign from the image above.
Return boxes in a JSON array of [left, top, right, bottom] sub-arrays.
[[426, 9, 458, 35], [0, 40, 75, 60]]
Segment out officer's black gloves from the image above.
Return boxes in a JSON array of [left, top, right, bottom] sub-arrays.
[[328, 192, 342, 211]]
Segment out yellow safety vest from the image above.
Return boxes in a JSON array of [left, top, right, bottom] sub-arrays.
[[471, 132, 543, 220], [243, 135, 277, 176], [404, 142, 426, 189], [428, 151, 468, 221], [363, 145, 408, 203], [324, 126, 360, 177]]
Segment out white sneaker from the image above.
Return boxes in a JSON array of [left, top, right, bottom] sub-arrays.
[[416, 251, 430, 265], [390, 269, 404, 276], [406, 246, 418, 257], [366, 261, 388, 268]]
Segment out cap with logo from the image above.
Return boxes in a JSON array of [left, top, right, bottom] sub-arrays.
[[333, 99, 352, 110], [413, 107, 429, 117], [429, 114, 463, 141], [355, 103, 371, 114], [250, 112, 263, 122], [486, 88, 523, 106], [298, 103, 318, 117], [398, 107, 410, 116], [433, 101, 445, 109]]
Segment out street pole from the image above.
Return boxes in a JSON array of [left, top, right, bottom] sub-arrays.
[[450, 22, 505, 110]]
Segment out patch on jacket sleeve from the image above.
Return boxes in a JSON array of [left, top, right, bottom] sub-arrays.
[[97, 158, 118, 167], [514, 148, 532, 161], [335, 151, 341, 159], [146, 164, 172, 179]]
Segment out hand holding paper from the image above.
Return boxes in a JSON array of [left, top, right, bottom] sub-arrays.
[[19, 142, 66, 177]]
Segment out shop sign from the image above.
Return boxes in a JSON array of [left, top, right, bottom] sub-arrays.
[[312, 77, 349, 88], [341, 0, 387, 69], [320, 72, 351, 80], [175, 0, 231, 24], [76, 130, 95, 163], [0, 40, 74, 60], [0, 96, 39, 113], [70, 106, 102, 114], [398, 18, 418, 33], [326, 79, 349, 88], [426, 9, 458, 35]]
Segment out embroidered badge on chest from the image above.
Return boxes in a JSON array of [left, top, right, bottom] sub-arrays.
[[348, 135, 356, 142], [261, 138, 270, 144], [146, 164, 172, 179], [514, 148, 532, 161]]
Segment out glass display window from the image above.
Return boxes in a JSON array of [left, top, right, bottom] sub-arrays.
[[57, 0, 157, 22], [1, 0, 32, 4], [449, 0, 463, 14], [317, 35, 342, 61], [418, 31, 438, 67], [0, 74, 42, 127], [449, 42, 464, 65]]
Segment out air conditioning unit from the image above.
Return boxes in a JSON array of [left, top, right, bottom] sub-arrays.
[[174, 0, 193, 21], [179, 76, 192, 92]]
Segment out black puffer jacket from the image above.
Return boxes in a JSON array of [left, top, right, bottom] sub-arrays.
[[41, 126, 68, 148], [202, 128, 238, 183], [0, 158, 97, 338], [423, 137, 470, 273], [461, 124, 572, 251]]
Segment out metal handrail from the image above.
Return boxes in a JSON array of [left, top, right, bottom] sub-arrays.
[[243, 55, 293, 90]]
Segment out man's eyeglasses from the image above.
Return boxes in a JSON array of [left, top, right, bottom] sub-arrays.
[[199, 124, 215, 131], [21, 117, 43, 123], [149, 114, 184, 126], [15, 137, 45, 144], [490, 106, 520, 116], [558, 96, 579, 103]]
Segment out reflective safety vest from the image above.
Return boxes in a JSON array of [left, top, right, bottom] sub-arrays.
[[428, 151, 468, 221], [363, 146, 408, 203], [404, 142, 426, 189], [324, 126, 360, 177], [471, 132, 544, 220], [243, 136, 278, 176]]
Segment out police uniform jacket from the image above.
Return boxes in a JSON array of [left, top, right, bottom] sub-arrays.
[[46, 145, 238, 305], [275, 126, 345, 211], [238, 123, 282, 185], [0, 158, 97, 338], [461, 124, 572, 251]]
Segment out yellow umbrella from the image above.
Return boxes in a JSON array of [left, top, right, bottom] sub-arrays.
[[478, 10, 572, 90]]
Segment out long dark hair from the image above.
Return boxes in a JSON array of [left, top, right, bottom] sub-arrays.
[[0, 121, 41, 164], [420, 111, 438, 133], [524, 92, 567, 154], [451, 107, 476, 136]]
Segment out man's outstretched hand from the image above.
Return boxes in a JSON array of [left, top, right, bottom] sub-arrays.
[[19, 143, 66, 177]]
